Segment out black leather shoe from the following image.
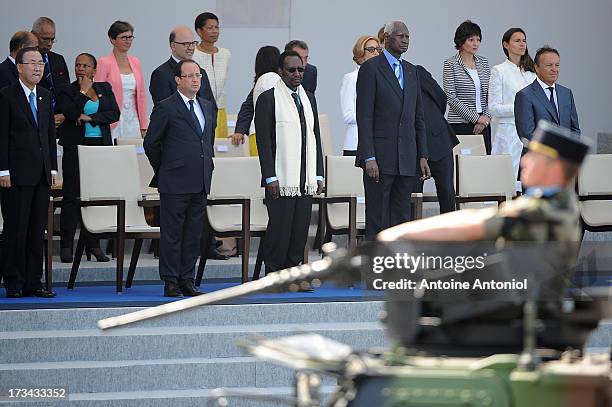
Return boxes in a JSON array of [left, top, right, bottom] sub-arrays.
[[5, 289, 22, 298], [207, 248, 229, 260], [164, 282, 183, 297], [22, 288, 56, 298], [179, 281, 203, 296], [60, 248, 73, 263]]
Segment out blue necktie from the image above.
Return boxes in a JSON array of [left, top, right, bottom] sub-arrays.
[[547, 87, 559, 121], [188, 100, 203, 135], [393, 61, 403, 89], [28, 91, 38, 126], [291, 92, 303, 114]]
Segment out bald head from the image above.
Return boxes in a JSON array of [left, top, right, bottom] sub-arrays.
[[9, 31, 38, 57], [169, 26, 197, 61]]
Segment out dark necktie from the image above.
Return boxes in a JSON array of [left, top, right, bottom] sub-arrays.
[[44, 54, 56, 110], [188, 100, 203, 135], [291, 92, 303, 115], [547, 86, 559, 121]]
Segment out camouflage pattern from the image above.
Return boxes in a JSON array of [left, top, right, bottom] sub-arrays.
[[483, 187, 582, 243]]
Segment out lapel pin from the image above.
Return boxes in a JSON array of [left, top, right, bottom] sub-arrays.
[[39, 96, 42, 101], [98, 94, 102, 98]]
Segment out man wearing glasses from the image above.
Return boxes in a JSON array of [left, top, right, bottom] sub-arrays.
[[0, 47, 58, 298], [149, 26, 216, 110], [255, 51, 324, 278], [31, 16, 70, 128], [144, 59, 216, 297]]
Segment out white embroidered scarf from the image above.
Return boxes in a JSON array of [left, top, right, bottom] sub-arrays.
[[273, 81, 318, 196]]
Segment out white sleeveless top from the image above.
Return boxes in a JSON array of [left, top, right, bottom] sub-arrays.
[[111, 74, 141, 139]]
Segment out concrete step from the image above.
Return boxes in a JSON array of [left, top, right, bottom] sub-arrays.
[[0, 356, 337, 393], [12, 386, 337, 407], [0, 321, 386, 364], [0, 301, 384, 332]]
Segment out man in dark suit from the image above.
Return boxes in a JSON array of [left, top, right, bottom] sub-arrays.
[[515, 46, 580, 144], [255, 51, 324, 274], [150, 26, 216, 109], [0, 47, 57, 298], [31, 17, 70, 127], [0, 31, 38, 90], [144, 59, 216, 297], [416, 65, 459, 213], [285, 40, 317, 94], [356, 21, 430, 239], [149, 26, 224, 261]]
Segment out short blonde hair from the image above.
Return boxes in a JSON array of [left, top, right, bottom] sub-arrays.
[[352, 35, 380, 65]]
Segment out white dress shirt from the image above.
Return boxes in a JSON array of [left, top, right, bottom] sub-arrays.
[[536, 77, 558, 108], [178, 90, 206, 131], [340, 66, 359, 151]]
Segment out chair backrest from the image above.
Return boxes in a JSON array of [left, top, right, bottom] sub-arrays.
[[78, 146, 149, 231], [456, 154, 516, 208], [207, 157, 267, 231], [226, 113, 238, 134], [578, 154, 612, 228], [453, 134, 487, 156], [56, 145, 64, 186], [115, 139, 157, 195], [213, 137, 250, 158], [325, 156, 365, 230], [318, 113, 334, 157]]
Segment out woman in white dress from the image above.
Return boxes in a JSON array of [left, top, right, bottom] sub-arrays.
[[489, 27, 537, 178], [340, 35, 381, 156], [193, 12, 231, 139], [95, 20, 148, 139]]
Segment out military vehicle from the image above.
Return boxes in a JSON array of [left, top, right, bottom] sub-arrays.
[[98, 242, 611, 407]]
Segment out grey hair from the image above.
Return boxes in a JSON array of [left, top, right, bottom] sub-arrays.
[[32, 17, 55, 33], [384, 21, 404, 35]]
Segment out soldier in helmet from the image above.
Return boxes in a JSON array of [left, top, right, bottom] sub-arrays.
[[379, 120, 588, 244]]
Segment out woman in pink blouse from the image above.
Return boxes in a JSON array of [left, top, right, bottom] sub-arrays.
[[95, 20, 148, 139]]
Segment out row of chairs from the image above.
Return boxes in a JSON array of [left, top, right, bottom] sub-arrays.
[[3, 134, 609, 294]]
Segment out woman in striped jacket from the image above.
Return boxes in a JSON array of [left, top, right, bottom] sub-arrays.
[[443, 20, 492, 154]]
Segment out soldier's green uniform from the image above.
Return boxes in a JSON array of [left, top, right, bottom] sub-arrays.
[[483, 186, 582, 243]]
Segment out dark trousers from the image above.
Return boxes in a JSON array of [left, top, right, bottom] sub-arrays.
[[363, 172, 418, 239], [59, 139, 103, 250], [263, 191, 313, 272], [2, 171, 50, 291], [418, 154, 456, 213], [450, 122, 491, 155], [159, 192, 205, 283]]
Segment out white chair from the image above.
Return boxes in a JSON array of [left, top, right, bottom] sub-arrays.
[[453, 134, 487, 156], [455, 154, 517, 210], [213, 137, 250, 158], [196, 157, 268, 284], [115, 138, 158, 196], [323, 156, 423, 247], [578, 154, 612, 232], [67, 146, 160, 293], [318, 114, 334, 157]]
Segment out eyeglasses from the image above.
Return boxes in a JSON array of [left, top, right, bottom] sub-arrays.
[[75, 63, 93, 69], [117, 35, 135, 41], [173, 41, 198, 48], [180, 73, 202, 79], [20, 61, 46, 67], [365, 46, 383, 54], [38, 37, 56, 44], [286, 67, 305, 73]]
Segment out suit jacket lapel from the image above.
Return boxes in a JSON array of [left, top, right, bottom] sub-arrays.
[[531, 81, 559, 124], [13, 83, 38, 128], [173, 92, 202, 138], [402, 60, 415, 101], [198, 96, 211, 141], [378, 56, 403, 98], [555, 85, 568, 125], [36, 86, 48, 131]]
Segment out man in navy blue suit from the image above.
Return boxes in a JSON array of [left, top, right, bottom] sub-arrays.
[[356, 21, 430, 239], [515, 46, 580, 144], [144, 59, 216, 297]]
